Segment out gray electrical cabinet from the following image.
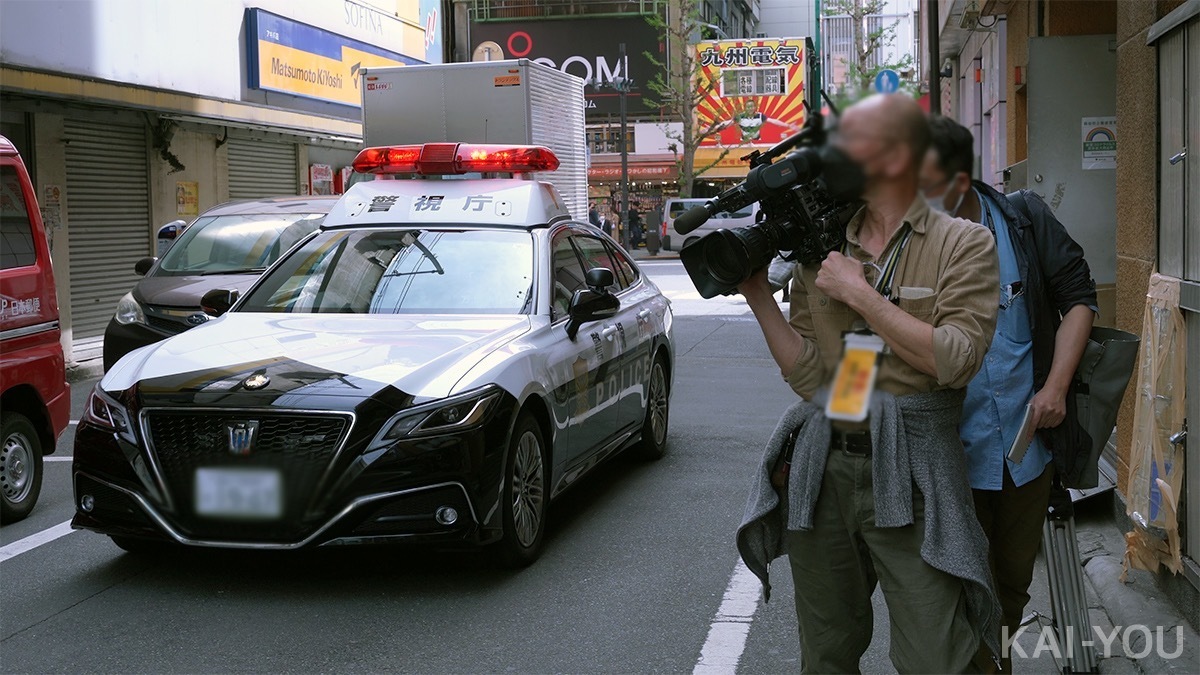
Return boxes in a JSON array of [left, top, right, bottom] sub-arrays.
[[360, 59, 588, 220]]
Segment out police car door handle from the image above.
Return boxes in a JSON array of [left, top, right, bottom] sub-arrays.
[[601, 326, 619, 341], [638, 309, 653, 319]]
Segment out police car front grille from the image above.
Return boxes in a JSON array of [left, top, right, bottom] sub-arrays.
[[144, 411, 349, 541]]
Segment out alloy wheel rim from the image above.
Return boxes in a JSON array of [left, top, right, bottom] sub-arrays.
[[649, 363, 668, 446], [510, 431, 544, 548], [1, 432, 34, 502]]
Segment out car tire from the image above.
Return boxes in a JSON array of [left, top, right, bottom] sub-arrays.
[[630, 354, 670, 461], [1, 411, 44, 523], [494, 412, 548, 568]]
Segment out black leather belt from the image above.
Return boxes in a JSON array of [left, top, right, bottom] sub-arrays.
[[831, 429, 873, 456]]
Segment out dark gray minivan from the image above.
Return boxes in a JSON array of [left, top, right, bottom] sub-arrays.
[[102, 196, 337, 370]]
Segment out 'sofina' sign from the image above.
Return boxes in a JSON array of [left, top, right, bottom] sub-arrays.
[[246, 8, 424, 108]]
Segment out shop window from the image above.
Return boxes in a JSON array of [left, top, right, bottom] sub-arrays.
[[587, 126, 635, 154]]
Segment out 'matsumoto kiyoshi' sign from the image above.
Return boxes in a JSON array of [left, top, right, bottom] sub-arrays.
[[247, 8, 423, 107]]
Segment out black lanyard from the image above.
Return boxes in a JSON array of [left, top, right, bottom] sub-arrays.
[[845, 223, 913, 299]]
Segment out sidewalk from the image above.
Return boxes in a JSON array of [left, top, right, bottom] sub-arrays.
[[629, 244, 679, 261], [1012, 493, 1198, 673]]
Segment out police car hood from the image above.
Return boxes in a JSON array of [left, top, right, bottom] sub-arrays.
[[104, 313, 531, 401]]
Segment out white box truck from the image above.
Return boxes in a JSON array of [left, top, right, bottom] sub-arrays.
[[361, 59, 588, 220]]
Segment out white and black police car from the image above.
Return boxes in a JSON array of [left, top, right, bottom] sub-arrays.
[[73, 143, 674, 566]]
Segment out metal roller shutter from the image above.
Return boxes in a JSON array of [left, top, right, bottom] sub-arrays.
[[227, 137, 299, 199], [64, 119, 150, 356]]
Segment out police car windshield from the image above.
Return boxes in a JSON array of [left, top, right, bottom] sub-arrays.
[[157, 213, 326, 276], [239, 228, 534, 315]]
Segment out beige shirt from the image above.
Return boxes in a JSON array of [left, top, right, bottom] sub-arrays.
[[786, 196, 999, 400]]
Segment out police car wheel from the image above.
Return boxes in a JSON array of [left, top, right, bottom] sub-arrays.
[[495, 412, 547, 568], [631, 354, 670, 461], [0, 412, 43, 523]]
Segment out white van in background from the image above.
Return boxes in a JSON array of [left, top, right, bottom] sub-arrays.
[[661, 197, 759, 251]]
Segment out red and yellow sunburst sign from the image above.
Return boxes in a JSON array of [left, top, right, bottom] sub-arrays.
[[693, 38, 808, 176]]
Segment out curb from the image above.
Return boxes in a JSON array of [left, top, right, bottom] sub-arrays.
[[66, 358, 104, 384], [1084, 553, 1200, 673], [631, 251, 681, 261]]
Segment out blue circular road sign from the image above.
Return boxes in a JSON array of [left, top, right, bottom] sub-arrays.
[[874, 69, 901, 94]]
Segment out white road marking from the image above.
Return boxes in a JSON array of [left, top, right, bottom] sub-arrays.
[[0, 520, 76, 562], [694, 560, 763, 674], [44, 456, 73, 462]]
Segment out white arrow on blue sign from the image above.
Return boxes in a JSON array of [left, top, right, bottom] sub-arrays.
[[874, 69, 901, 94]]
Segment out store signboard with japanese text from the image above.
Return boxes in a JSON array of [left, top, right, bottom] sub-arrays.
[[694, 38, 808, 177], [468, 17, 661, 117], [247, 8, 424, 107]]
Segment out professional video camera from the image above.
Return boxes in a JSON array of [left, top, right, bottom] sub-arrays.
[[677, 105, 865, 299]]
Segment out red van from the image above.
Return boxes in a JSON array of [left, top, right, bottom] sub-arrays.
[[0, 134, 70, 522]]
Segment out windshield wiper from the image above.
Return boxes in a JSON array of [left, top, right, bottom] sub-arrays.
[[198, 267, 267, 276], [411, 239, 444, 275], [381, 238, 445, 278]]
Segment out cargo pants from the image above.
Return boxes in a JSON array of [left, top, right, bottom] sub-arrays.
[[785, 448, 980, 674]]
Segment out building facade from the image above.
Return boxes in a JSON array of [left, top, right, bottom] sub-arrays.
[[0, 0, 439, 364], [929, 0, 1199, 631], [450, 0, 761, 208]]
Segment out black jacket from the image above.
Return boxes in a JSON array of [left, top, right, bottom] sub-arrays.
[[975, 181, 1098, 486]]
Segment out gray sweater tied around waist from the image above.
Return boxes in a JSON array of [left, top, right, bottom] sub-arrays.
[[735, 387, 1001, 659]]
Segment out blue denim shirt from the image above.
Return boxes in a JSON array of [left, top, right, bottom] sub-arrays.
[[962, 190, 1052, 490]]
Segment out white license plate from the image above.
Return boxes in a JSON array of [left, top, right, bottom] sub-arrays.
[[194, 467, 283, 519]]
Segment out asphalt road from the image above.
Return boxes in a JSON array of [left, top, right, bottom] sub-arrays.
[[0, 260, 899, 673]]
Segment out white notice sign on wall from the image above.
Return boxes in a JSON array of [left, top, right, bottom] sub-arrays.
[[1081, 117, 1117, 170]]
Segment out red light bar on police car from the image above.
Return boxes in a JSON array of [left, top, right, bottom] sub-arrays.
[[352, 143, 560, 175]]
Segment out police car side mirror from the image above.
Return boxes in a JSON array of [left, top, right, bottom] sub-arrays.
[[201, 288, 239, 318], [565, 288, 619, 341], [133, 256, 157, 276], [585, 267, 614, 292]]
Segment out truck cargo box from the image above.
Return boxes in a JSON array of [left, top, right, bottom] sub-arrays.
[[361, 60, 587, 220]]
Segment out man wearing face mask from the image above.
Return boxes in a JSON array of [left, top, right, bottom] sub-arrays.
[[736, 95, 1002, 673], [921, 115, 1096, 672]]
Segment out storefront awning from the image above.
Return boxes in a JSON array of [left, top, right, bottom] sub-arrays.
[[693, 147, 755, 179]]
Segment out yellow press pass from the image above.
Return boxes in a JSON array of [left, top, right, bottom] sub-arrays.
[[826, 333, 887, 422]]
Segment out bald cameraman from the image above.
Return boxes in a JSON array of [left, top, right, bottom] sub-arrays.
[[737, 94, 1002, 673]]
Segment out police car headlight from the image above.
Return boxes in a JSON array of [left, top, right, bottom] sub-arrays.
[[82, 387, 138, 445], [367, 386, 503, 451], [114, 293, 146, 326]]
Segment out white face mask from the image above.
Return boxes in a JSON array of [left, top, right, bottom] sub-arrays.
[[925, 188, 964, 217]]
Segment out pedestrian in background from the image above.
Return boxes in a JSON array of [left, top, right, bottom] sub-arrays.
[[922, 115, 1097, 673], [736, 94, 1002, 673], [601, 210, 615, 238], [588, 202, 601, 229]]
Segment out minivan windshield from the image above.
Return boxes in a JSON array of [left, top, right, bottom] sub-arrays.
[[156, 213, 326, 276], [240, 228, 534, 315]]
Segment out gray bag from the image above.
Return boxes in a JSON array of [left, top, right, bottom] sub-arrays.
[[1071, 326, 1140, 488]]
